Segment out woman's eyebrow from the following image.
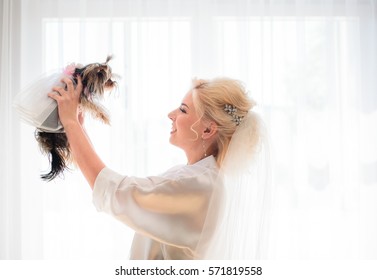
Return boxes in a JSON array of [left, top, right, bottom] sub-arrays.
[[181, 103, 190, 109]]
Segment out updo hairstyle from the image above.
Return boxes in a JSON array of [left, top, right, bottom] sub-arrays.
[[191, 77, 256, 166]]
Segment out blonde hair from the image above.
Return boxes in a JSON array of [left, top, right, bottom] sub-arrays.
[[191, 77, 256, 166]]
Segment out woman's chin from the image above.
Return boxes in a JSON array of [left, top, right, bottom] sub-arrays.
[[169, 136, 180, 148], [169, 136, 175, 145]]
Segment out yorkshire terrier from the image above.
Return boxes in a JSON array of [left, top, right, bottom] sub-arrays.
[[36, 56, 116, 181]]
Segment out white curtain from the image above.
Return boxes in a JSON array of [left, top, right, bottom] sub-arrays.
[[1, 0, 376, 259]]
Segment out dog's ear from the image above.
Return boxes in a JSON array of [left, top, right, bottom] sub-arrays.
[[105, 55, 113, 63]]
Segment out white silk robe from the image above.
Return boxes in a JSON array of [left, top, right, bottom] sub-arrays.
[[92, 156, 219, 259]]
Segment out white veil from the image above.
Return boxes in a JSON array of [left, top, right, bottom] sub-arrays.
[[196, 110, 274, 259]]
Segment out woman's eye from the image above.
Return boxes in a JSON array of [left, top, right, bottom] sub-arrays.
[[179, 107, 187, 113]]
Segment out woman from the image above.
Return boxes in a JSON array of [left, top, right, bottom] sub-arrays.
[[48, 76, 270, 259]]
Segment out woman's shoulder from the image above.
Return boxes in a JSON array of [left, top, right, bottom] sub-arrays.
[[162, 156, 218, 179]]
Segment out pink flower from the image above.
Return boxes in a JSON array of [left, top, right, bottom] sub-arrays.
[[63, 63, 76, 76]]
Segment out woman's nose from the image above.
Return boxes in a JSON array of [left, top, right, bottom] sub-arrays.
[[168, 109, 176, 120]]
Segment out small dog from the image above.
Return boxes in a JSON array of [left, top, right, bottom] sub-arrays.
[[36, 56, 116, 181]]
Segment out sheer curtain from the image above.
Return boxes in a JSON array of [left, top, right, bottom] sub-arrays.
[[1, 0, 376, 259]]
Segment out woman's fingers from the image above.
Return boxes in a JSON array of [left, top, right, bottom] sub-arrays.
[[76, 75, 83, 94], [51, 86, 64, 95], [50, 77, 82, 100], [62, 77, 74, 93], [48, 91, 61, 101]]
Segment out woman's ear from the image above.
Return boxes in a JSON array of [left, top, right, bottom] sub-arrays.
[[202, 122, 218, 140]]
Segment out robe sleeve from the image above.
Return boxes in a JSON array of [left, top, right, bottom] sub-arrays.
[[92, 167, 215, 250]]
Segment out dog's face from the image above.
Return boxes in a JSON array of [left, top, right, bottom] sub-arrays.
[[75, 62, 116, 97]]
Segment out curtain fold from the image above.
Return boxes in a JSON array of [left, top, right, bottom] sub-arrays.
[[1, 0, 376, 259], [0, 0, 22, 259]]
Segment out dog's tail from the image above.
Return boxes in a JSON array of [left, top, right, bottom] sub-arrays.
[[35, 130, 71, 181]]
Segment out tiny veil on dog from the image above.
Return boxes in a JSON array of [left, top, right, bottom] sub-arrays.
[[14, 56, 117, 181]]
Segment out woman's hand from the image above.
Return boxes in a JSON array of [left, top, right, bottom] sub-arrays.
[[48, 76, 83, 128]]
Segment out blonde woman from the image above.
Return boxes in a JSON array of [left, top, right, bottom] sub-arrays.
[[48, 77, 271, 260]]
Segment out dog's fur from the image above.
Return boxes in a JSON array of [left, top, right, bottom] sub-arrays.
[[37, 56, 116, 181]]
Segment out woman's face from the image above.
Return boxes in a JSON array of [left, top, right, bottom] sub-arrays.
[[168, 91, 205, 153]]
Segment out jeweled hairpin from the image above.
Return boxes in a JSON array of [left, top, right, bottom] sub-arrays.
[[224, 104, 244, 126]]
